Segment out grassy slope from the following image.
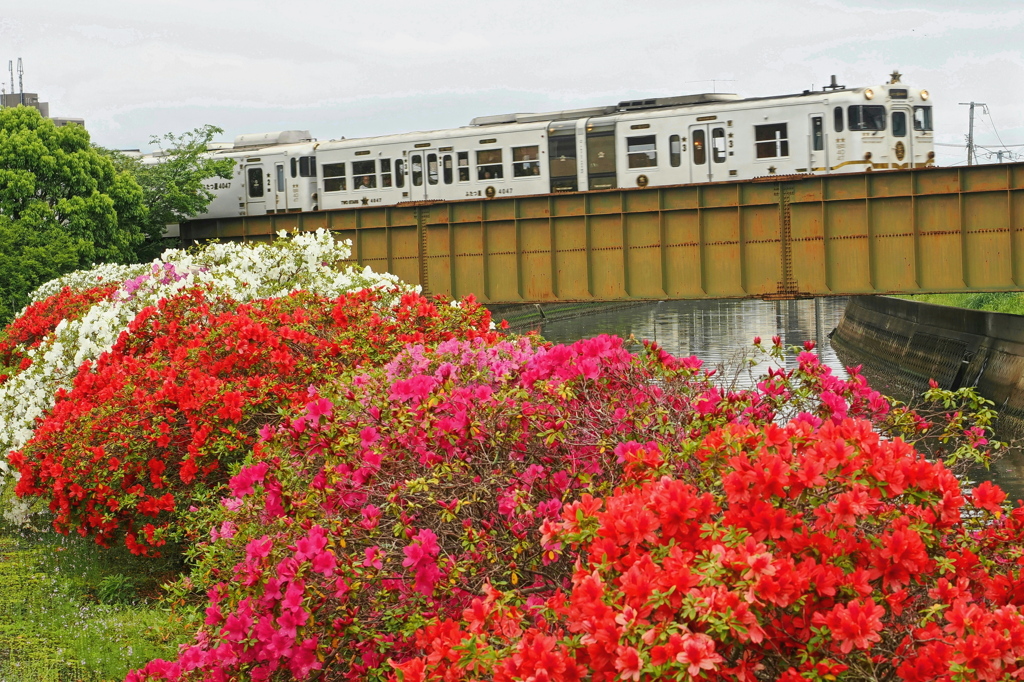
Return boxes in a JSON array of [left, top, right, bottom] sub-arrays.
[[0, 521, 186, 681], [900, 292, 1024, 316]]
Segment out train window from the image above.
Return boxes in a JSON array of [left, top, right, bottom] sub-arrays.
[[892, 111, 907, 137], [834, 106, 844, 133], [669, 135, 681, 167], [913, 106, 933, 132], [353, 160, 376, 189], [443, 155, 453, 184], [712, 128, 726, 163], [458, 152, 470, 182], [586, 135, 616, 175], [395, 159, 405, 188], [812, 117, 824, 151], [427, 153, 439, 185], [381, 159, 393, 188], [247, 167, 264, 198], [626, 135, 657, 168], [692, 130, 706, 165], [548, 134, 577, 190], [276, 164, 285, 192], [411, 154, 423, 186], [477, 149, 503, 180], [299, 156, 317, 177], [323, 163, 346, 192], [513, 146, 541, 177], [290, 157, 297, 178], [847, 105, 886, 131], [754, 123, 789, 159]]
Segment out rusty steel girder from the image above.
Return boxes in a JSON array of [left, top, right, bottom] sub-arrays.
[[180, 163, 1024, 303]]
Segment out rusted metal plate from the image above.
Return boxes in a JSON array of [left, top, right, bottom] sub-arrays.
[[179, 162, 1024, 303]]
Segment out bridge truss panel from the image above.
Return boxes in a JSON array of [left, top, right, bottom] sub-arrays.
[[179, 162, 1024, 303]]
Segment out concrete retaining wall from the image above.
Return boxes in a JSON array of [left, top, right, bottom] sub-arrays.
[[832, 296, 1024, 435]]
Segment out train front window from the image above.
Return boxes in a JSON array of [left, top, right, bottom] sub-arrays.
[[477, 149, 503, 180], [513, 146, 540, 177], [892, 111, 907, 138], [847, 105, 886, 131], [627, 135, 657, 168], [914, 106, 933, 132], [755, 123, 789, 159], [712, 128, 726, 163], [833, 106, 844, 133], [381, 159, 393, 188], [458, 152, 470, 182], [290, 158, 298, 178], [323, 163, 346, 192]]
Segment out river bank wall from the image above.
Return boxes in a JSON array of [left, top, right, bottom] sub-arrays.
[[831, 295, 1024, 437]]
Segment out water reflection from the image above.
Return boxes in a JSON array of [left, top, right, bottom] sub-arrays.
[[534, 298, 851, 386], [531, 297, 1023, 501]]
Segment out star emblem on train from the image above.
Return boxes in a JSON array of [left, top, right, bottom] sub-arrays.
[[890, 70, 902, 84], [361, 196, 369, 206]]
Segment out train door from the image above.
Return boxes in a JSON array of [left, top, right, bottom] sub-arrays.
[[585, 121, 616, 190], [808, 114, 827, 172], [890, 106, 913, 169], [407, 150, 439, 201], [688, 124, 729, 182], [547, 121, 578, 192], [244, 164, 267, 215]]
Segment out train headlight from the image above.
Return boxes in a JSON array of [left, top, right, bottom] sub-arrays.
[[920, 90, 930, 101], [864, 88, 875, 100]]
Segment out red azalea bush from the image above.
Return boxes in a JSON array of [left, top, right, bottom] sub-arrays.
[[397, 419, 1024, 682], [126, 335, 913, 681], [10, 288, 499, 555], [0, 284, 117, 383]]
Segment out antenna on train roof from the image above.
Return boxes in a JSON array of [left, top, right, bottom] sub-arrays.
[[823, 75, 845, 91]]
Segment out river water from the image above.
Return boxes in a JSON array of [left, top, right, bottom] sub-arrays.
[[530, 297, 1024, 501]]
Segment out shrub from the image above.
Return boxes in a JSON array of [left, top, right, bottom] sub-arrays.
[[10, 288, 499, 555], [125, 336, 905, 680]]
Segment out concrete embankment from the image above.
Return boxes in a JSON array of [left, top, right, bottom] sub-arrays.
[[831, 295, 1024, 437]]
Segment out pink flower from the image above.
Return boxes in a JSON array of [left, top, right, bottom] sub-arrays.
[[363, 545, 383, 570]]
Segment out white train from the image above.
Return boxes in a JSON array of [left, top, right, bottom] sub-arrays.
[[188, 74, 934, 220]]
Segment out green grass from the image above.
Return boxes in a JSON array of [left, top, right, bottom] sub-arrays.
[[899, 292, 1024, 315], [0, 521, 187, 681]]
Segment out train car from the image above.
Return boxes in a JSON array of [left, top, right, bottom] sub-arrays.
[[190, 130, 321, 219], [196, 74, 934, 220]]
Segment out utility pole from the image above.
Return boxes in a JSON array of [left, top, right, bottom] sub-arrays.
[[959, 101, 987, 166]]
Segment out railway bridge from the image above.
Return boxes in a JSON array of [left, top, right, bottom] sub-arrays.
[[181, 162, 1024, 304]]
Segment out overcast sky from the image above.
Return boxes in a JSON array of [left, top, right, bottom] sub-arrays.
[[2, 0, 1021, 166]]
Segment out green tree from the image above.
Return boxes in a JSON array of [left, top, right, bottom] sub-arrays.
[[0, 106, 148, 323], [105, 125, 234, 260]]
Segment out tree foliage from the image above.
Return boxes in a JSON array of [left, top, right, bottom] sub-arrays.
[[0, 106, 148, 323], [105, 125, 234, 260]]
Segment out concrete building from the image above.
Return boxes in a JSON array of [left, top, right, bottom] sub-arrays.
[[1, 92, 85, 128]]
